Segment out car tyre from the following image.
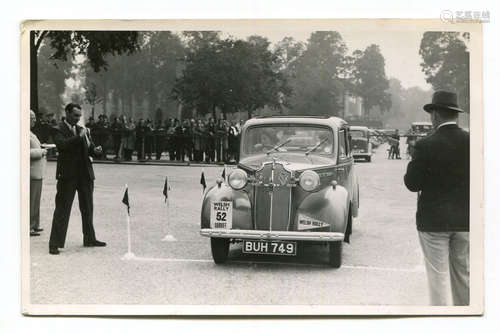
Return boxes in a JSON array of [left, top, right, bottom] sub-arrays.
[[211, 237, 229, 264], [328, 241, 342, 268]]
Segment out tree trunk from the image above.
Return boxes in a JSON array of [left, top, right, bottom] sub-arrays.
[[247, 109, 252, 119], [30, 31, 38, 115], [212, 104, 217, 120]]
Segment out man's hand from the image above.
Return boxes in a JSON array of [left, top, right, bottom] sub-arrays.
[[78, 127, 87, 138], [94, 146, 103, 155], [41, 149, 47, 157]]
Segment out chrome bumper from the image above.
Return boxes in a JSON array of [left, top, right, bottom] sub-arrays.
[[200, 228, 345, 241]]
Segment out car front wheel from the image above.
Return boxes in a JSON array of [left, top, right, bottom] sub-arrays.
[[328, 241, 342, 268], [210, 237, 229, 264]]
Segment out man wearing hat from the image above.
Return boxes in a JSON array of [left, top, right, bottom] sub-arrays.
[[404, 90, 470, 305]]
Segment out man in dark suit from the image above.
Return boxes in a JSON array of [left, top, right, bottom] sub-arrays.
[[49, 103, 106, 255], [404, 91, 469, 305]]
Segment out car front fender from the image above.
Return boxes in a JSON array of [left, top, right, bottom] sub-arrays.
[[200, 183, 252, 230], [294, 184, 349, 234]]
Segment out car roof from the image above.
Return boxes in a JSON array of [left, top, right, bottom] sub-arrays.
[[243, 116, 346, 130], [349, 125, 369, 131], [411, 121, 432, 126]]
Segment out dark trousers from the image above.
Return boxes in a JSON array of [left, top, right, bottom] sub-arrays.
[[155, 138, 164, 160], [49, 176, 96, 248], [113, 135, 121, 158], [136, 137, 144, 160], [145, 137, 153, 159]]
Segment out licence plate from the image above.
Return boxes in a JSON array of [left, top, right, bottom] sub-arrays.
[[242, 240, 297, 256]]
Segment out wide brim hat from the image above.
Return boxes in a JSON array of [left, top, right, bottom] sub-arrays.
[[423, 90, 464, 113]]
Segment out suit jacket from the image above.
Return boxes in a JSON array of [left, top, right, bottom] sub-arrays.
[[51, 122, 98, 180], [404, 124, 469, 232], [30, 131, 46, 180]]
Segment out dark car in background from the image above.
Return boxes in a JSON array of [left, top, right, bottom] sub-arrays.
[[350, 125, 373, 162]]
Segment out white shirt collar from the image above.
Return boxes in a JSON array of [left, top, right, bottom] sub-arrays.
[[437, 121, 457, 129]]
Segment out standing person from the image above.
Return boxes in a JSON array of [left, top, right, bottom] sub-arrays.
[[228, 121, 239, 163], [48, 103, 106, 255], [121, 117, 136, 161], [192, 119, 204, 162], [182, 119, 193, 162], [404, 91, 470, 306], [30, 110, 47, 236], [389, 129, 401, 159], [174, 119, 186, 161], [166, 118, 176, 160], [144, 119, 154, 160], [110, 116, 123, 161], [135, 118, 146, 161], [153, 120, 165, 160], [206, 118, 216, 163]]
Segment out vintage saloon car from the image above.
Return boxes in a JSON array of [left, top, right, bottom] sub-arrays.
[[350, 125, 373, 162], [200, 116, 359, 267]]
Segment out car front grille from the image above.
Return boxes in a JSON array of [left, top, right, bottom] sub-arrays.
[[253, 161, 293, 231]]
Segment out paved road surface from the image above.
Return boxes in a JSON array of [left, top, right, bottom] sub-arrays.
[[30, 143, 429, 306]]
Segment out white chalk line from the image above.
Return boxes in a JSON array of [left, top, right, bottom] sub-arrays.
[[123, 255, 425, 272]]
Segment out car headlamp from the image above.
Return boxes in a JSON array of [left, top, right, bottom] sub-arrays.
[[228, 169, 248, 190], [299, 170, 320, 192]]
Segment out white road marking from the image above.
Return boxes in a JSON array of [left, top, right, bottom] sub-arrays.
[[123, 256, 425, 272]]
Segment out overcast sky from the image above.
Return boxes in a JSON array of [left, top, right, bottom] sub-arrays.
[[225, 29, 432, 91]]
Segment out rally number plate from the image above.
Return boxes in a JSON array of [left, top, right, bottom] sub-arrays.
[[210, 201, 233, 229], [242, 240, 297, 256]]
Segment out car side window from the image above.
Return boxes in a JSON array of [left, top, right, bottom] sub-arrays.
[[338, 129, 347, 159]]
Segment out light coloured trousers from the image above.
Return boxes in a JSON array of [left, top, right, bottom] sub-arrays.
[[418, 231, 469, 306], [30, 179, 43, 230]]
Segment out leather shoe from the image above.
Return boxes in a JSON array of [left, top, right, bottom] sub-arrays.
[[33, 228, 44, 232], [83, 240, 106, 247], [30, 231, 40, 236], [49, 247, 60, 255]]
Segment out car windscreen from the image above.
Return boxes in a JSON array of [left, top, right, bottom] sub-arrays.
[[350, 130, 367, 139], [243, 125, 334, 156]]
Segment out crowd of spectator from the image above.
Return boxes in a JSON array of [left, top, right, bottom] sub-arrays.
[[33, 113, 243, 164]]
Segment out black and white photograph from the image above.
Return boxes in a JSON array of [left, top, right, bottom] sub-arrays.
[[19, 19, 483, 315]]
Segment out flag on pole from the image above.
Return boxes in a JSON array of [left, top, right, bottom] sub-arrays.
[[200, 169, 206, 192], [122, 186, 130, 215], [163, 176, 171, 202]]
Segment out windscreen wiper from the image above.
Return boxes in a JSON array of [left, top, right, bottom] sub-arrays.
[[266, 138, 292, 155], [305, 138, 328, 156]]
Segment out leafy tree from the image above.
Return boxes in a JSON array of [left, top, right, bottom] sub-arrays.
[[274, 37, 305, 75], [419, 32, 470, 113], [36, 39, 72, 117], [383, 77, 433, 129], [286, 31, 347, 116], [172, 35, 289, 119], [350, 44, 391, 115], [30, 31, 139, 115]]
